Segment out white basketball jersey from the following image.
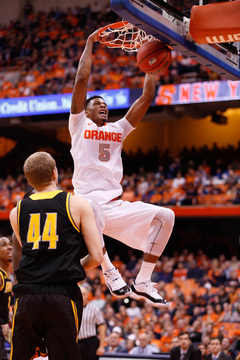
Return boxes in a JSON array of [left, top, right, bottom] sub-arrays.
[[69, 111, 134, 205]]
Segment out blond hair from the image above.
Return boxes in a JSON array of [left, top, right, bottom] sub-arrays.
[[23, 152, 56, 190]]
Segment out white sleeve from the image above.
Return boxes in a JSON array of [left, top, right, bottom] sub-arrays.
[[116, 117, 135, 140], [68, 110, 86, 138]]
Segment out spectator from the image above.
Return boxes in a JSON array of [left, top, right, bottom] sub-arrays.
[[171, 336, 180, 349], [170, 331, 201, 360], [154, 261, 173, 283], [103, 306, 115, 335], [173, 262, 188, 281], [187, 259, 204, 280], [129, 332, 157, 355], [203, 323, 217, 340], [147, 329, 161, 352], [202, 305, 219, 325], [189, 319, 203, 343], [221, 337, 235, 360], [202, 335, 211, 349], [125, 334, 136, 353], [159, 323, 178, 353], [198, 343, 208, 360], [172, 171, 186, 189], [206, 337, 232, 360], [218, 303, 238, 323], [104, 332, 127, 354], [90, 285, 106, 311], [115, 305, 130, 328], [126, 300, 142, 321]]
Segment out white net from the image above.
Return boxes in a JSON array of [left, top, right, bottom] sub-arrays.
[[98, 21, 155, 52]]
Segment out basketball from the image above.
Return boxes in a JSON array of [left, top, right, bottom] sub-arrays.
[[137, 40, 172, 75]]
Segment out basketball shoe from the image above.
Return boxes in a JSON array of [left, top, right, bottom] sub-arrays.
[[131, 281, 169, 307], [103, 268, 132, 298]]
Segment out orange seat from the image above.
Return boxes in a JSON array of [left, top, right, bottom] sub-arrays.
[[211, 194, 228, 204], [149, 193, 162, 204], [215, 322, 240, 338], [164, 283, 175, 299]]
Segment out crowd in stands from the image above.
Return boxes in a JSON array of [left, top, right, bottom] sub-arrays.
[[90, 247, 239, 358], [1, 142, 240, 211], [101, 248, 240, 358], [0, 1, 222, 99]]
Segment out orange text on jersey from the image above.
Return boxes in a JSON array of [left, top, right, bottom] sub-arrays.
[[84, 130, 122, 142]]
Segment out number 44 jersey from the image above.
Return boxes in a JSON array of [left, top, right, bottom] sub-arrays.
[[15, 191, 86, 284]]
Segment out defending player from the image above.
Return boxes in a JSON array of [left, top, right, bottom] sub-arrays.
[[69, 29, 175, 307], [9, 151, 103, 360], [0, 237, 12, 360]]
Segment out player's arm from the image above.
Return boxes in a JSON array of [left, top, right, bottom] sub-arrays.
[[96, 323, 106, 356], [9, 208, 22, 280], [71, 196, 103, 270], [71, 29, 99, 114], [11, 233, 22, 280], [125, 74, 156, 127]]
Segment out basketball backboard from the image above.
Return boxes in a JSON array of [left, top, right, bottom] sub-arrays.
[[110, 0, 240, 80]]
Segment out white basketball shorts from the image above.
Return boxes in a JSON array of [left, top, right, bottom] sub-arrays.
[[99, 200, 160, 252]]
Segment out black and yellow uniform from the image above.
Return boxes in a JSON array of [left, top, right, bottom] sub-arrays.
[[0, 268, 12, 360], [11, 190, 86, 360]]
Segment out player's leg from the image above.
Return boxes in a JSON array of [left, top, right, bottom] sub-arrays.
[[102, 200, 175, 307], [10, 295, 47, 360], [87, 199, 131, 298], [44, 294, 82, 360], [131, 207, 175, 306]]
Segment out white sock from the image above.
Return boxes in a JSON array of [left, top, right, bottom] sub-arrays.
[[101, 252, 115, 274], [135, 261, 156, 284]]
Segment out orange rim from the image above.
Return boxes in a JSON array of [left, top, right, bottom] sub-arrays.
[[97, 20, 137, 49], [98, 20, 130, 33]]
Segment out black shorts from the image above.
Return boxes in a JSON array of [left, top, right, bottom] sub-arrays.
[[78, 336, 99, 360], [0, 326, 8, 360], [10, 293, 83, 360]]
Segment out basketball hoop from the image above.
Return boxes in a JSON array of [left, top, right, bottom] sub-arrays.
[[97, 20, 155, 52]]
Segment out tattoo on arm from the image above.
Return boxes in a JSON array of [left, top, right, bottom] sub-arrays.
[[71, 40, 94, 113], [76, 40, 94, 80]]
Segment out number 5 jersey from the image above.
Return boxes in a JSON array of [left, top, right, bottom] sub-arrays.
[[69, 111, 134, 205]]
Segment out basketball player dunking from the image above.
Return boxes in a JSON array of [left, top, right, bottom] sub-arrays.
[[69, 29, 175, 307]]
